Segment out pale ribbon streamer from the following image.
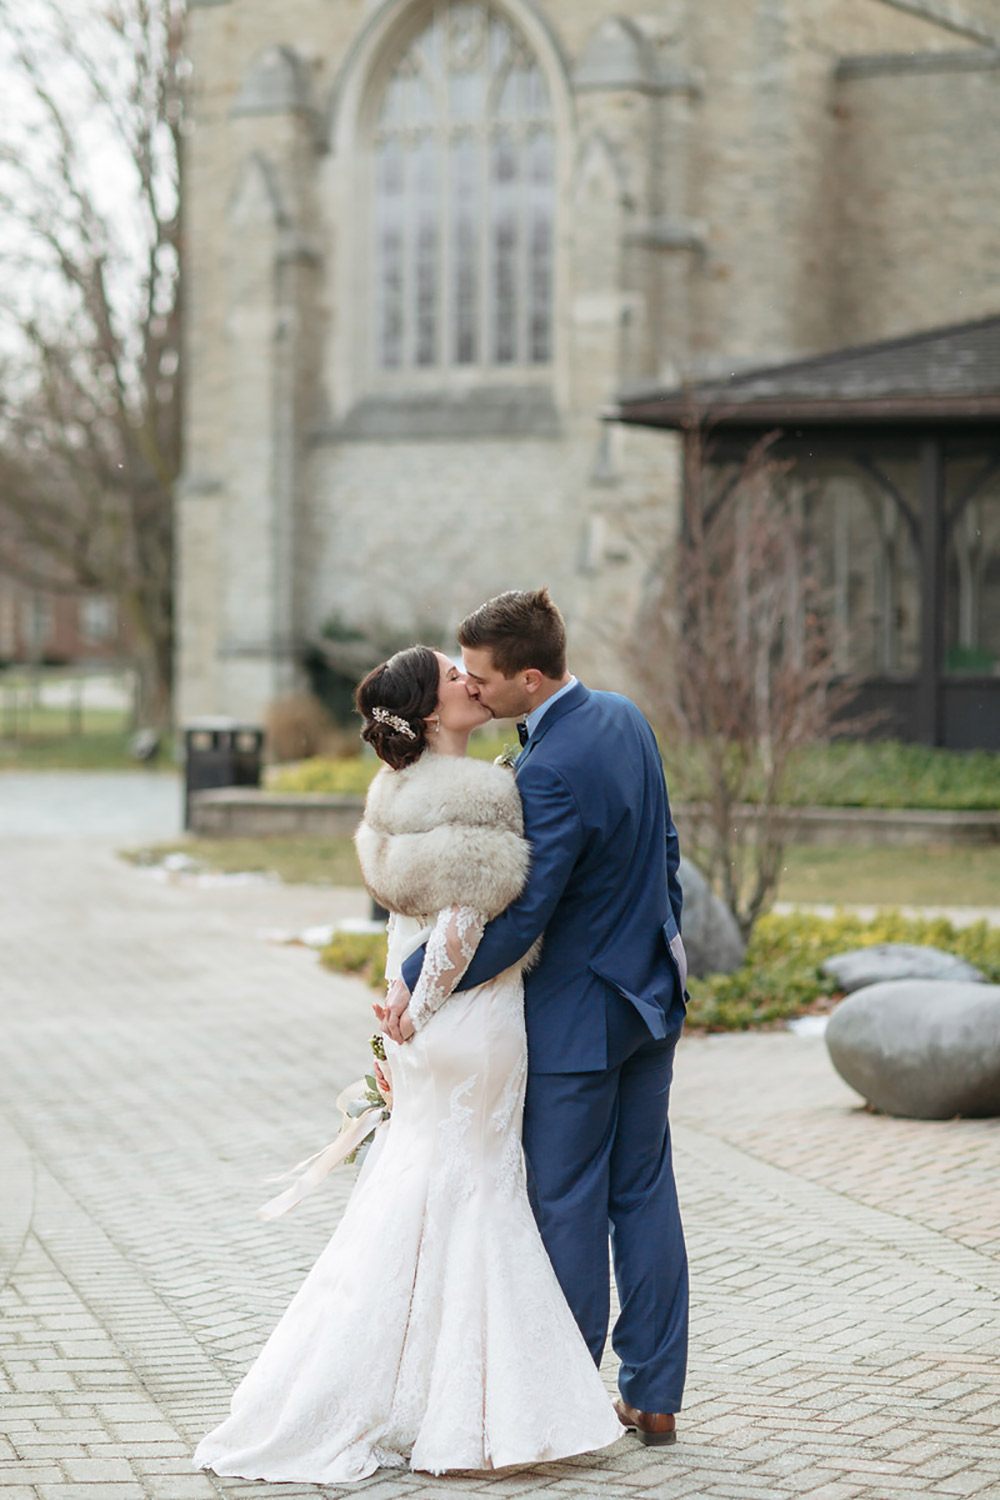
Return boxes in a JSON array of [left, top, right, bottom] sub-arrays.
[[258, 1079, 388, 1221]]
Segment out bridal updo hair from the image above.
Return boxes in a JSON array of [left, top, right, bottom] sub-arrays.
[[355, 645, 439, 770]]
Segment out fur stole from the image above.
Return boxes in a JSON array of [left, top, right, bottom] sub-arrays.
[[355, 752, 529, 921]]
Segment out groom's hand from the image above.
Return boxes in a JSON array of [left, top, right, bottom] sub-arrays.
[[381, 978, 415, 1044]]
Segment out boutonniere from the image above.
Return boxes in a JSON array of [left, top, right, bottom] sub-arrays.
[[494, 744, 519, 769]]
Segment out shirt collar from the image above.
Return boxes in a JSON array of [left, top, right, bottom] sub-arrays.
[[523, 676, 577, 740]]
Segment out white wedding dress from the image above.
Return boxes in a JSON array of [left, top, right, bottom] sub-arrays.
[[194, 907, 622, 1484]]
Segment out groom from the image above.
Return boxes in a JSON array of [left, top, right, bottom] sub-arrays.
[[386, 587, 688, 1442]]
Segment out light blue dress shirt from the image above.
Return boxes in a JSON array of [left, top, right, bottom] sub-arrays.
[[522, 676, 578, 742]]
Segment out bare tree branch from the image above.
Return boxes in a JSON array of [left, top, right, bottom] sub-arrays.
[[0, 0, 184, 724]]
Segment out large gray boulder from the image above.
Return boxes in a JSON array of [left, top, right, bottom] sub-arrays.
[[821, 944, 984, 993], [825, 980, 1000, 1119], [677, 856, 745, 978]]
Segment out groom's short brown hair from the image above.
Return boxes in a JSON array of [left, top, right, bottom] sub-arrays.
[[458, 587, 567, 680]]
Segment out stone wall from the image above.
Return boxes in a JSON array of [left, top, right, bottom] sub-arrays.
[[833, 50, 1000, 343], [187, 786, 1000, 847], [178, 0, 997, 725]]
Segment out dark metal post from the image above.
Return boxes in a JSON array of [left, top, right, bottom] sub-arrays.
[[917, 438, 945, 746]]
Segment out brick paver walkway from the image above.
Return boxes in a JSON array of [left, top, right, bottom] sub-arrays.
[[2, 777, 999, 1499]]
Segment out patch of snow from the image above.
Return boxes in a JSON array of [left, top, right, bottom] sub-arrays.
[[257, 916, 387, 948], [134, 861, 276, 888], [162, 851, 199, 873], [301, 924, 338, 948], [787, 1015, 829, 1037]]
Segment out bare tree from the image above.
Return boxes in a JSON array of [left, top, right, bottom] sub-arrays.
[[634, 424, 857, 938], [0, 0, 185, 725]]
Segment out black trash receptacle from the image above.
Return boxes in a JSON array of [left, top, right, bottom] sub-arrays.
[[184, 718, 264, 830]]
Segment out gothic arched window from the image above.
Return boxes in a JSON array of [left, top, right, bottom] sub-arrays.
[[372, 1, 555, 374]]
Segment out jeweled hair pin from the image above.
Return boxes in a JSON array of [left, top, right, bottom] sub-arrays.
[[371, 707, 418, 741]]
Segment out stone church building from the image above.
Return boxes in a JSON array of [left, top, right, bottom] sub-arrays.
[[177, 0, 1000, 728]]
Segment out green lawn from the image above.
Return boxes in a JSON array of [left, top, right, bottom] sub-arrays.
[[0, 729, 153, 771], [0, 686, 155, 770]]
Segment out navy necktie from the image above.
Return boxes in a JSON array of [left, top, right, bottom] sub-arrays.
[[516, 720, 529, 747]]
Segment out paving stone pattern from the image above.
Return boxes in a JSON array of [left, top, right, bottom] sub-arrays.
[[2, 783, 999, 1498]]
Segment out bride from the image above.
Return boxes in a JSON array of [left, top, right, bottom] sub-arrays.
[[194, 645, 623, 1484]]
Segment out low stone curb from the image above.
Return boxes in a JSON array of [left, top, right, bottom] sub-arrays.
[[189, 788, 1000, 846], [677, 802, 1000, 846], [189, 789, 364, 838]]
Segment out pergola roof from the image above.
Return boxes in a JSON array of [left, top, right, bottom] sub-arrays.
[[610, 314, 1000, 428]]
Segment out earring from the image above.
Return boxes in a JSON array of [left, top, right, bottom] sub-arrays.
[[431, 717, 440, 733]]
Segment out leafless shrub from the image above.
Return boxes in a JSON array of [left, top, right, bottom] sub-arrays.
[[265, 694, 356, 765], [633, 425, 859, 938]]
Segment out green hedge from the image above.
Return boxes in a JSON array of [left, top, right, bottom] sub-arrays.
[[319, 909, 1000, 1031], [687, 910, 1000, 1031], [271, 757, 377, 794], [771, 741, 1000, 810], [663, 739, 1000, 811], [270, 729, 512, 794], [274, 739, 1000, 810], [320, 930, 389, 989]]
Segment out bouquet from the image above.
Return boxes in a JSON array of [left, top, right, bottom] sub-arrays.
[[258, 1035, 392, 1220]]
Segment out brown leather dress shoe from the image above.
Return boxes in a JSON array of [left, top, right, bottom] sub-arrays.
[[615, 1397, 677, 1446]]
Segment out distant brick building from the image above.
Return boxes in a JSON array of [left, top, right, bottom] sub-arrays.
[[177, 0, 1000, 726], [0, 577, 122, 669]]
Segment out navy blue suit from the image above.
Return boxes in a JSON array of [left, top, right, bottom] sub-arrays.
[[403, 682, 688, 1412]]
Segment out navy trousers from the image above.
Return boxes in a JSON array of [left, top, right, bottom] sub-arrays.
[[522, 1032, 688, 1415]]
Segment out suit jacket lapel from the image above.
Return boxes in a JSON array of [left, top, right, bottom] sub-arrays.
[[514, 681, 589, 770]]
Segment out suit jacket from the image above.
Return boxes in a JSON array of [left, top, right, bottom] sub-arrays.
[[402, 682, 686, 1073]]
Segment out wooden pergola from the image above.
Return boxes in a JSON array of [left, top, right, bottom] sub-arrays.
[[608, 315, 1000, 749]]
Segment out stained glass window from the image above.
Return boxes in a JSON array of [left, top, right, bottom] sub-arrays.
[[372, 2, 555, 373]]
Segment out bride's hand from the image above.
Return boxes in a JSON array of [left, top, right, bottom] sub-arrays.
[[372, 1056, 393, 1109], [381, 978, 416, 1044]]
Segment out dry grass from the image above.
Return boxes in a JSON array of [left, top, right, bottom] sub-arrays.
[[778, 843, 1000, 910], [124, 836, 364, 886], [122, 836, 1000, 912]]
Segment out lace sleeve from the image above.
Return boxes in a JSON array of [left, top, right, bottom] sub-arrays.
[[409, 905, 487, 1031]]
